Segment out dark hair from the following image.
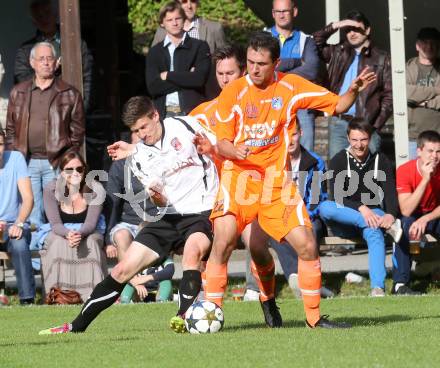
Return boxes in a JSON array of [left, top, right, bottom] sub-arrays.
[[417, 27, 440, 41], [345, 10, 370, 29], [247, 31, 280, 62], [417, 130, 440, 148], [213, 44, 246, 72], [59, 151, 90, 195], [122, 96, 156, 127], [159, 1, 186, 24], [347, 118, 374, 137]]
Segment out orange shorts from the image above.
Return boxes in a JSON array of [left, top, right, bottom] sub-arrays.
[[210, 165, 311, 241]]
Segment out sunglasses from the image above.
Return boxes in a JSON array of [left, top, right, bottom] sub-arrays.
[[63, 166, 85, 174]]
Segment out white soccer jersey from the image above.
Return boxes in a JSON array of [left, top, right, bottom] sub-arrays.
[[128, 116, 218, 215]]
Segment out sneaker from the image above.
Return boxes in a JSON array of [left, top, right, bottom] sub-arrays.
[[39, 323, 71, 335], [243, 289, 260, 302], [288, 273, 302, 299], [386, 219, 403, 243], [391, 284, 421, 295], [370, 287, 385, 297], [260, 298, 282, 328], [321, 286, 335, 298], [169, 315, 187, 333], [306, 315, 351, 329]]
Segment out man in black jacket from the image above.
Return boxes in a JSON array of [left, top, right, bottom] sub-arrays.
[[319, 119, 402, 297], [146, 1, 211, 120]]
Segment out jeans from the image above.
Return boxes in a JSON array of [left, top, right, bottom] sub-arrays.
[[28, 158, 57, 251], [319, 200, 387, 289], [328, 116, 381, 159], [0, 227, 35, 300], [297, 109, 315, 151], [245, 219, 323, 290], [392, 215, 440, 284]]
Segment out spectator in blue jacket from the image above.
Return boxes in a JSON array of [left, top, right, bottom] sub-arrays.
[[265, 0, 321, 151]]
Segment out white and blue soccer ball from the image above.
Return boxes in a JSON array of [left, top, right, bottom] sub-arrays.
[[184, 300, 224, 334]]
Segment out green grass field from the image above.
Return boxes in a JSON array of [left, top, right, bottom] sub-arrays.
[[2, 296, 440, 368]]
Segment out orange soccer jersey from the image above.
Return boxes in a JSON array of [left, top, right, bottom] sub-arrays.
[[210, 72, 340, 240], [189, 98, 219, 132], [214, 72, 339, 177]]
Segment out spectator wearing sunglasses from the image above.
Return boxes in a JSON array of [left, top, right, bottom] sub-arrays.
[[39, 151, 107, 301], [313, 10, 392, 159]]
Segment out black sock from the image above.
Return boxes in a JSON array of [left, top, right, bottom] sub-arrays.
[[177, 270, 202, 317], [71, 275, 125, 332]]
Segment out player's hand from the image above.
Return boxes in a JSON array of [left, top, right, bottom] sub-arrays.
[[134, 284, 148, 299], [379, 214, 395, 230], [234, 145, 250, 160], [193, 132, 214, 154], [409, 216, 429, 241], [160, 71, 168, 80], [105, 245, 118, 258], [420, 160, 435, 181], [148, 181, 168, 207], [107, 141, 135, 161], [350, 66, 376, 93], [359, 205, 382, 228], [8, 224, 23, 240]]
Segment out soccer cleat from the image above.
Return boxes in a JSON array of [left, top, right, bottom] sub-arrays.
[[39, 323, 71, 335], [386, 219, 403, 243], [306, 315, 351, 329], [260, 298, 282, 328], [169, 315, 187, 333], [391, 284, 421, 295]]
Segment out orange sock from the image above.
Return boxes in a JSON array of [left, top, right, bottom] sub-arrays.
[[205, 261, 227, 307], [250, 259, 275, 302], [298, 258, 321, 326]]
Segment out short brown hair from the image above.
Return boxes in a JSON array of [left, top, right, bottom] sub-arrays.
[[159, 1, 186, 24], [122, 96, 157, 127], [213, 44, 246, 73], [347, 118, 374, 137]]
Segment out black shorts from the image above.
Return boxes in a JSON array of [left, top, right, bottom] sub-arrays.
[[134, 210, 213, 265]]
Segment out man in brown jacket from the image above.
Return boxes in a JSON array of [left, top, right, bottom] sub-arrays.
[[6, 41, 85, 248], [313, 10, 392, 159]]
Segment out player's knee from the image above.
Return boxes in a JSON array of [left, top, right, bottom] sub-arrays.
[[211, 237, 235, 261], [111, 262, 132, 283], [296, 238, 318, 261]]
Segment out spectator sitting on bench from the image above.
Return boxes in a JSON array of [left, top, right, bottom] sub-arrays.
[[392, 130, 440, 295], [0, 127, 35, 304], [319, 118, 402, 297], [39, 151, 107, 301]]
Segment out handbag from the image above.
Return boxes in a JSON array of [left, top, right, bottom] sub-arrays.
[[45, 287, 83, 305]]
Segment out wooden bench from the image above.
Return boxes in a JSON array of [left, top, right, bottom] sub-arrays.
[[0, 235, 438, 294]]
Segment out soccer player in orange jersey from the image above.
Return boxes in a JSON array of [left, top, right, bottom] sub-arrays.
[[203, 32, 376, 329]]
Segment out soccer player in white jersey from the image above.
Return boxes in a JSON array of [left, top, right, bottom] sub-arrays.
[[39, 96, 218, 335]]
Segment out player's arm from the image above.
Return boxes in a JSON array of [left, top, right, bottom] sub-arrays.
[[217, 139, 249, 160], [335, 66, 376, 114]]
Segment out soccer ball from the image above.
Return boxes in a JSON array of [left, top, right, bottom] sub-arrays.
[[184, 300, 224, 334]]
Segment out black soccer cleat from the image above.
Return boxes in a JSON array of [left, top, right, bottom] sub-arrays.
[[260, 297, 282, 328], [306, 315, 351, 329], [391, 284, 422, 296]]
